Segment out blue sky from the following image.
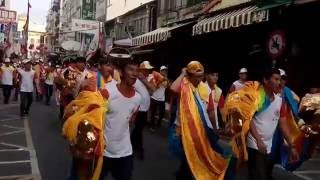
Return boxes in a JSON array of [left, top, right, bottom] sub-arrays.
[[12, 0, 50, 25]]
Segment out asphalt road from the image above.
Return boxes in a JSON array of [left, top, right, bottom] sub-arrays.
[[0, 96, 319, 180]]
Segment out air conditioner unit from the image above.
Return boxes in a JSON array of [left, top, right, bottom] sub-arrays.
[[116, 17, 122, 24]]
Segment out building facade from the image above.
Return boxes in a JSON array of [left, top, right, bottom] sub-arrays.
[[46, 0, 61, 52], [18, 14, 46, 58], [104, 0, 156, 45]]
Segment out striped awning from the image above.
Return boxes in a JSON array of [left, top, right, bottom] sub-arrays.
[[193, 6, 269, 36], [132, 23, 190, 46]]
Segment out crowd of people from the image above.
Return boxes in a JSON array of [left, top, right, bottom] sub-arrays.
[[0, 57, 62, 115], [0, 49, 319, 180]]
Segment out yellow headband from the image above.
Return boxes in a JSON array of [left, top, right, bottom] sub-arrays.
[[187, 61, 204, 74]]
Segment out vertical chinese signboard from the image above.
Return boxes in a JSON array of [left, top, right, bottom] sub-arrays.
[[82, 0, 96, 20]]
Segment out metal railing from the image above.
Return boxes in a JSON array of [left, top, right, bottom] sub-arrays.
[[160, 0, 209, 15]]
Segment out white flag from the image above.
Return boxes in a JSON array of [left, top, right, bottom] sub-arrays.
[[79, 36, 86, 56], [86, 29, 99, 61], [5, 23, 14, 57]]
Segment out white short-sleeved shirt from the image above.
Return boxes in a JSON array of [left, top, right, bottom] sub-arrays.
[[232, 80, 246, 91], [1, 65, 15, 85], [151, 85, 166, 102], [17, 68, 35, 92], [45, 72, 54, 85], [104, 83, 141, 158], [134, 79, 150, 112], [205, 82, 223, 129], [247, 94, 283, 153]]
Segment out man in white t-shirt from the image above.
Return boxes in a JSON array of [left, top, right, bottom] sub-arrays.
[[205, 69, 225, 130], [229, 67, 248, 92], [150, 65, 168, 131], [247, 69, 299, 180], [1, 58, 16, 104], [131, 61, 156, 160], [17, 59, 37, 117], [99, 60, 141, 180], [44, 65, 55, 105]]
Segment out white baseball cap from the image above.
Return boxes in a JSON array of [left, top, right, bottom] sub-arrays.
[[160, 65, 168, 71], [140, 61, 154, 70], [279, 68, 287, 77], [23, 59, 31, 64], [239, 68, 248, 73], [4, 58, 10, 63]]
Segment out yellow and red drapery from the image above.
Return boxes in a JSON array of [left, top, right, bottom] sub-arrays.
[[62, 89, 107, 180], [178, 78, 228, 180]]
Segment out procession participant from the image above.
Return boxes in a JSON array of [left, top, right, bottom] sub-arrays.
[[205, 68, 225, 130], [149, 65, 169, 131], [107, 48, 129, 83], [131, 60, 156, 160], [17, 59, 37, 117], [62, 73, 107, 180], [96, 58, 117, 90], [224, 68, 300, 180], [44, 65, 55, 105], [229, 68, 248, 93], [0, 58, 16, 104], [99, 59, 141, 180], [13, 62, 20, 101], [54, 65, 62, 106], [170, 61, 228, 180], [267, 68, 303, 172], [54, 56, 87, 120], [33, 59, 43, 101]]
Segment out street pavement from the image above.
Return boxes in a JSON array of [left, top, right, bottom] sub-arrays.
[[0, 96, 319, 180]]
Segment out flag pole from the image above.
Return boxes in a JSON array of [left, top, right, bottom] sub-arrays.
[[23, 0, 30, 58]]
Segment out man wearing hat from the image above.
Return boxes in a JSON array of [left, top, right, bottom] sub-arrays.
[[170, 61, 228, 180], [55, 56, 90, 120], [229, 67, 248, 92], [131, 60, 157, 160], [0, 58, 16, 104], [33, 59, 44, 101], [149, 65, 169, 131], [17, 59, 37, 116]]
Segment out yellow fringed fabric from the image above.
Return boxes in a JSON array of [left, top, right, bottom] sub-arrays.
[[179, 78, 228, 180], [196, 81, 210, 103], [62, 91, 107, 180], [224, 82, 264, 162]]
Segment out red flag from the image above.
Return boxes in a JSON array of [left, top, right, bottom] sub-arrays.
[[22, 0, 31, 55]]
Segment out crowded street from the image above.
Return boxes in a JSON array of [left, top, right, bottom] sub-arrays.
[[0, 98, 319, 180]]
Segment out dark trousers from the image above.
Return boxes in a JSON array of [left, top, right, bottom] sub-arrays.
[[150, 99, 165, 128], [35, 82, 43, 101], [68, 158, 96, 180], [99, 155, 133, 180], [44, 83, 53, 105], [131, 111, 148, 152], [176, 155, 193, 180], [14, 86, 19, 101], [2, 85, 12, 104], [248, 147, 274, 180], [20, 92, 33, 115]]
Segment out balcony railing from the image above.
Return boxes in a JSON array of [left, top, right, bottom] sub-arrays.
[[161, 0, 209, 14]]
